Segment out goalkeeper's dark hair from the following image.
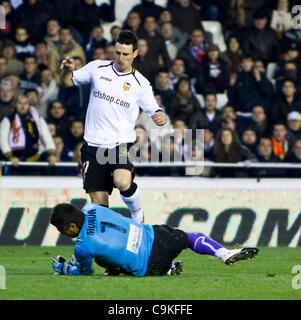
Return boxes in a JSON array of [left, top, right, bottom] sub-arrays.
[[50, 203, 84, 231], [116, 30, 138, 51]]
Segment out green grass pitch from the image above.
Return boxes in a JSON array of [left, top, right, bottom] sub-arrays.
[[0, 246, 300, 300]]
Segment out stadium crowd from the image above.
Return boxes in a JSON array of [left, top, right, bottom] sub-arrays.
[[0, 0, 301, 178]]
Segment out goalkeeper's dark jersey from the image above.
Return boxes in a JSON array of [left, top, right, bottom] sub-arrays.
[[67, 204, 155, 276]]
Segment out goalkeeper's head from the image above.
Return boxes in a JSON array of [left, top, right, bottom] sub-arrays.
[[50, 203, 85, 238]]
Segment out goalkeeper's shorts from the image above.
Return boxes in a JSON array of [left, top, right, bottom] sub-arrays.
[[145, 225, 187, 276]]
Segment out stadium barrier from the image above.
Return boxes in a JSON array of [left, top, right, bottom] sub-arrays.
[[0, 160, 301, 247]]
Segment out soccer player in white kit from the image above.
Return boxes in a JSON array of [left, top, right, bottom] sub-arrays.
[[60, 30, 167, 223]]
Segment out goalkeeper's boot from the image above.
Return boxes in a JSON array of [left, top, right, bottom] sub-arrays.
[[167, 260, 184, 276], [221, 247, 259, 265]]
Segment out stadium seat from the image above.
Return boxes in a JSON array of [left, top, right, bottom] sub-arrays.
[[114, 0, 140, 23], [202, 21, 227, 52], [155, 0, 168, 6], [266, 62, 277, 81], [102, 20, 123, 42], [196, 94, 205, 107], [216, 93, 228, 109]]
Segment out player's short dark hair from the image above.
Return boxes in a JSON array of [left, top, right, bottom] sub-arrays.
[[116, 30, 138, 51], [50, 203, 84, 231]]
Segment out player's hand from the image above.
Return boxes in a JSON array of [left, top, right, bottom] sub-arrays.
[[60, 56, 75, 71], [52, 255, 70, 275], [152, 111, 167, 126]]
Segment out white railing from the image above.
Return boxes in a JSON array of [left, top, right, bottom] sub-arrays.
[[1, 160, 301, 168]]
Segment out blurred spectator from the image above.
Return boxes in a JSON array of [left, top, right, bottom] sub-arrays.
[[242, 9, 280, 63], [271, 122, 295, 160], [37, 68, 59, 117], [275, 59, 301, 92], [241, 127, 258, 154], [220, 105, 237, 131], [35, 41, 49, 71], [227, 54, 274, 113], [4, 74, 24, 97], [0, 80, 16, 122], [46, 100, 71, 137], [195, 44, 230, 94], [159, 22, 181, 61], [104, 44, 115, 60], [71, 0, 114, 41], [134, 125, 152, 163], [221, 35, 242, 74], [168, 0, 201, 35], [44, 19, 61, 53], [251, 136, 283, 178], [130, 0, 164, 21], [286, 111, 301, 139], [14, 24, 35, 61], [123, 11, 143, 35], [212, 127, 256, 177], [92, 47, 106, 61], [138, 15, 171, 69], [19, 55, 40, 90], [26, 88, 40, 112], [110, 25, 122, 44], [85, 25, 108, 61], [136, 93, 173, 151], [58, 56, 90, 120], [1, 40, 24, 76], [239, 105, 271, 138], [53, 136, 70, 162], [13, 0, 56, 43], [0, 94, 56, 174], [0, 56, 8, 81], [168, 58, 189, 89], [64, 119, 84, 156], [154, 68, 174, 114], [270, 0, 293, 35], [169, 77, 201, 124], [225, 0, 269, 33], [177, 28, 212, 78], [47, 122, 56, 137], [189, 92, 221, 134], [285, 139, 301, 177], [282, 11, 301, 50], [203, 127, 215, 160], [133, 38, 158, 84], [158, 9, 188, 48], [0, 0, 14, 41], [49, 0, 78, 27], [271, 78, 301, 124], [48, 26, 86, 83], [157, 133, 184, 176]]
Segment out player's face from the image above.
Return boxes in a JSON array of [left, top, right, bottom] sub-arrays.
[[59, 223, 80, 238], [114, 42, 138, 73]]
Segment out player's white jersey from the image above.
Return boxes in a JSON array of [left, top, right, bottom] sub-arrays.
[[72, 60, 161, 148]]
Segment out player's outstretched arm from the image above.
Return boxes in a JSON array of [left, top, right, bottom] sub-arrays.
[[152, 110, 167, 126], [60, 56, 75, 88]]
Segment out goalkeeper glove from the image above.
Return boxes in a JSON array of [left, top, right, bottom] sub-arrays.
[[52, 255, 76, 275]]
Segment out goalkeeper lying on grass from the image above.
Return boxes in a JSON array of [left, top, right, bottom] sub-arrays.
[[50, 203, 259, 276]]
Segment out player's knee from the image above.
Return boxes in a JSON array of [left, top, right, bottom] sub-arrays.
[[113, 174, 131, 191]]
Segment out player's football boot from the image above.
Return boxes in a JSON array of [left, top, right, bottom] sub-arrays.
[[167, 260, 184, 275], [221, 247, 259, 265]]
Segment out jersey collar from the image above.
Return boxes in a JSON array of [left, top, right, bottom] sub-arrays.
[[112, 63, 134, 77]]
